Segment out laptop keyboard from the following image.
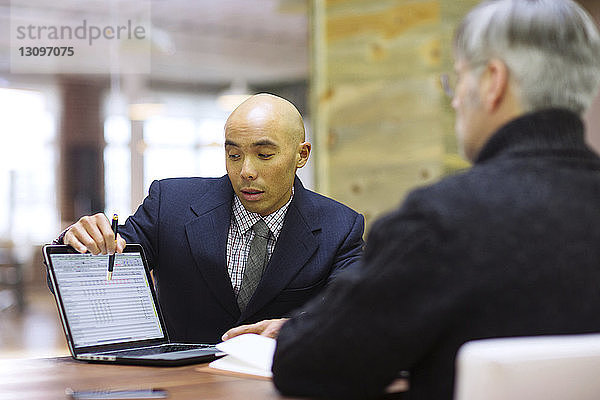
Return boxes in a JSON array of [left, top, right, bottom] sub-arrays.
[[103, 343, 216, 357]]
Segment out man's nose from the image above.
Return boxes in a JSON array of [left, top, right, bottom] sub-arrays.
[[241, 158, 257, 180]]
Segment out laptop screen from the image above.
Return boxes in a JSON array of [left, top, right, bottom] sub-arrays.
[[49, 251, 164, 348]]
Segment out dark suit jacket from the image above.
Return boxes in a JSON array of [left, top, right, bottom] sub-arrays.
[[120, 175, 364, 343], [272, 109, 600, 400]]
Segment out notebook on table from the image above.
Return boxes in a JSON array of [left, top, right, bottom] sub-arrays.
[[43, 244, 224, 366], [209, 333, 276, 378]]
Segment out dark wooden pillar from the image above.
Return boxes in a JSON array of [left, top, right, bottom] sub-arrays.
[[59, 78, 106, 225]]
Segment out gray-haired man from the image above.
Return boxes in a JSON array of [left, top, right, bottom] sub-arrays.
[[269, 1, 600, 399]]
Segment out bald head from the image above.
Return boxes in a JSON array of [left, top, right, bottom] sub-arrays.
[[224, 93, 311, 216], [226, 93, 305, 144]]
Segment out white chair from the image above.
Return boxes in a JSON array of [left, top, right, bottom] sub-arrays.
[[454, 334, 600, 400]]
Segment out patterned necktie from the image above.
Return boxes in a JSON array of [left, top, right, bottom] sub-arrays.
[[237, 219, 270, 312]]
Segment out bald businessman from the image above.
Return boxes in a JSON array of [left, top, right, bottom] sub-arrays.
[[52, 93, 364, 343]]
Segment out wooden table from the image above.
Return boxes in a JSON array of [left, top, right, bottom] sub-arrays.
[[0, 357, 294, 399]]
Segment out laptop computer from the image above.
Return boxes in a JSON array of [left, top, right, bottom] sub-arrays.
[[43, 244, 225, 366]]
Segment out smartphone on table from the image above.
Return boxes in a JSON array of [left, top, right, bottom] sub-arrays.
[[65, 388, 168, 399]]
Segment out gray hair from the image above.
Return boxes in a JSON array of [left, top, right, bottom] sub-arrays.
[[454, 0, 600, 115]]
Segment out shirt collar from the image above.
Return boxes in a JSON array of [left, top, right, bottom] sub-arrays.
[[232, 187, 294, 240]]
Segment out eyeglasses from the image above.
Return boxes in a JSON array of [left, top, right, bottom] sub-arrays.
[[440, 73, 455, 99], [440, 61, 488, 99]]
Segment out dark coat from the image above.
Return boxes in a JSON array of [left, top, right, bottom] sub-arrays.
[[120, 175, 364, 344], [272, 109, 600, 400]]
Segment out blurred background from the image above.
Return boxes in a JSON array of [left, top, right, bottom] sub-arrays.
[[1, 0, 599, 359]]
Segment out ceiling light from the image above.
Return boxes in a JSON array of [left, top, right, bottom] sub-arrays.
[[217, 78, 253, 112], [128, 103, 164, 121]]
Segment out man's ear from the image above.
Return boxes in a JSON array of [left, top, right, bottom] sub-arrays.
[[481, 59, 510, 112], [296, 142, 311, 168]]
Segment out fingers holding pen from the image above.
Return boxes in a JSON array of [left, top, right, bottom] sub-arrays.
[[89, 214, 115, 254], [64, 226, 93, 254], [65, 221, 102, 254], [64, 213, 114, 255]]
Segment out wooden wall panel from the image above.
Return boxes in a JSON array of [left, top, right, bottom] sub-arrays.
[[311, 0, 477, 227]]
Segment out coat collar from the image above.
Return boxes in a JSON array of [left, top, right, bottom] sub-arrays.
[[475, 108, 590, 164], [186, 176, 238, 318], [189, 175, 233, 218]]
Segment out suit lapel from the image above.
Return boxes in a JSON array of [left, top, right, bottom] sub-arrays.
[[240, 178, 319, 321], [185, 177, 240, 319]]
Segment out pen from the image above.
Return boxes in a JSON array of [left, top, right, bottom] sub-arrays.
[[107, 214, 118, 280]]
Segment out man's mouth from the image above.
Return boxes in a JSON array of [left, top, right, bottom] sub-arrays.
[[240, 188, 265, 201]]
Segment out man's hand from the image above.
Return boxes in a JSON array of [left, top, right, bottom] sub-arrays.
[[64, 213, 126, 255], [221, 318, 289, 341]]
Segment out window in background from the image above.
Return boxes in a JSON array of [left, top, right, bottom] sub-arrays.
[[104, 94, 228, 217], [143, 116, 197, 188], [144, 115, 227, 193], [104, 116, 131, 218], [0, 88, 58, 249]]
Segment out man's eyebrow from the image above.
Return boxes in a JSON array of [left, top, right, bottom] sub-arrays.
[[252, 139, 278, 147], [224, 139, 278, 147]]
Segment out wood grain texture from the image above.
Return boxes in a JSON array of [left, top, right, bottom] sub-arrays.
[[311, 0, 478, 229], [0, 357, 289, 400]]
